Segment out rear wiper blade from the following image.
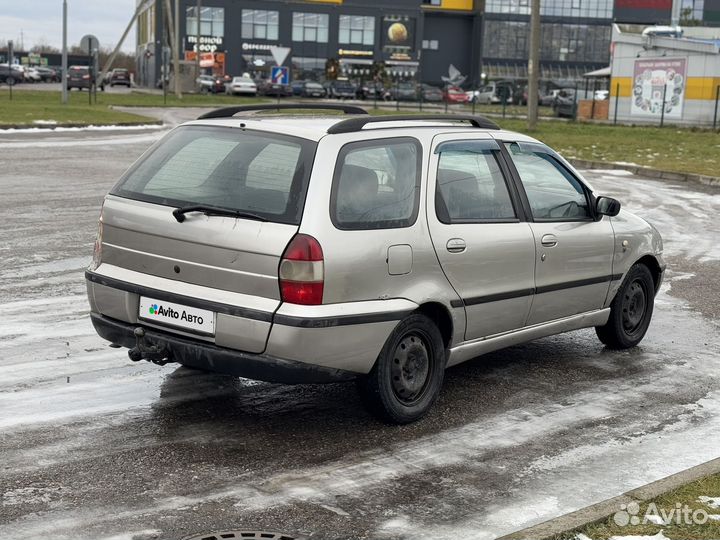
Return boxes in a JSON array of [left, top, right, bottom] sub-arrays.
[[172, 204, 268, 223]]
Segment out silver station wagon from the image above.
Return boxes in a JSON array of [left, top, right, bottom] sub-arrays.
[[86, 105, 665, 423]]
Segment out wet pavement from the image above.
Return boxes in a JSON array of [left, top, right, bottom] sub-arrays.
[[0, 121, 719, 540]]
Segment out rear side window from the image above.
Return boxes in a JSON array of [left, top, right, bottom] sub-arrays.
[[112, 126, 316, 224], [436, 145, 516, 223], [331, 137, 422, 230]]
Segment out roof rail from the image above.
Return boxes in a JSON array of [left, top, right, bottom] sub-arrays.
[[326, 114, 500, 134], [197, 103, 369, 120]]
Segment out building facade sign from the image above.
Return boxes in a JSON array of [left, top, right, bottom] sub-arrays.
[[631, 57, 687, 119], [186, 35, 224, 52], [241, 42, 278, 52]]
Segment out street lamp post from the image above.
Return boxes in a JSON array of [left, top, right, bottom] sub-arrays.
[[195, 0, 201, 90], [62, 0, 68, 104]]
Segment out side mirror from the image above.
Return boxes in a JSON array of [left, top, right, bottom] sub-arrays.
[[596, 196, 621, 218]]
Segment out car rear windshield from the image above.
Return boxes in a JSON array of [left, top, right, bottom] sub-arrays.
[[112, 126, 317, 225]]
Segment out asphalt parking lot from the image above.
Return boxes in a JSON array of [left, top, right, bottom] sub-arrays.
[[0, 120, 718, 540]]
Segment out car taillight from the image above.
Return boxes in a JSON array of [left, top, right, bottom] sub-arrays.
[[89, 206, 104, 271], [279, 234, 324, 305], [82, 74, 90, 80]]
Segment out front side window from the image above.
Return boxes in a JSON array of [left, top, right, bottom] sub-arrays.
[[241, 9, 279, 40], [436, 143, 516, 222], [112, 126, 316, 225], [332, 138, 421, 230], [339, 15, 375, 46], [505, 142, 590, 220], [292, 12, 329, 43]]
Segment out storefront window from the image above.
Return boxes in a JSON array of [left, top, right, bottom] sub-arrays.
[[293, 57, 326, 80], [482, 20, 610, 63], [242, 9, 279, 40], [484, 0, 613, 19], [186, 6, 224, 38], [339, 15, 375, 46], [292, 13, 329, 43]]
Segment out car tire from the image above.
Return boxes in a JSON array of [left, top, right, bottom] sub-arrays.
[[357, 313, 445, 424], [596, 263, 655, 349]]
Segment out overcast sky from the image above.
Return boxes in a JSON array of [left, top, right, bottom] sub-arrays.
[[0, 0, 136, 52]]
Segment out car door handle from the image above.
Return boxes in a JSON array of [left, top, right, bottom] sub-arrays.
[[541, 234, 558, 247], [446, 238, 466, 253]]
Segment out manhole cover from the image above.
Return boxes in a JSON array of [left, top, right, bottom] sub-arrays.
[[183, 532, 299, 540]]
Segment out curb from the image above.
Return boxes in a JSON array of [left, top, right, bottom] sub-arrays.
[[497, 456, 720, 540], [569, 158, 720, 188]]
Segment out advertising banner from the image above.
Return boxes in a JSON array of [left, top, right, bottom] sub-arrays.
[[382, 15, 416, 60], [631, 57, 687, 119], [614, 0, 671, 24]]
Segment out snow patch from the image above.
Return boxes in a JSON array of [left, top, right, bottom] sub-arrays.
[[0, 124, 163, 134], [2, 486, 64, 506], [698, 495, 720, 508], [608, 532, 671, 540], [0, 132, 166, 149], [97, 529, 162, 540]]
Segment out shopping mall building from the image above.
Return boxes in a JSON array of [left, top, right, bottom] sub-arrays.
[[134, 0, 720, 87]]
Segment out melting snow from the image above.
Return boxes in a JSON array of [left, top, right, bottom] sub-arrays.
[[698, 495, 720, 508], [608, 533, 671, 540]]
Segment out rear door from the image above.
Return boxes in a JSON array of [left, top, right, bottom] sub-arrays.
[[100, 125, 316, 351], [427, 134, 536, 341], [499, 141, 615, 325]]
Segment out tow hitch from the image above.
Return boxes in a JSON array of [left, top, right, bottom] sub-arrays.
[[128, 327, 171, 365]]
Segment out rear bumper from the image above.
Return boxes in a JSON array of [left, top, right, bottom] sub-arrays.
[[86, 267, 417, 376], [91, 312, 355, 384]]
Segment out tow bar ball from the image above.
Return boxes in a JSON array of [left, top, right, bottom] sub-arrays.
[[128, 327, 171, 366]]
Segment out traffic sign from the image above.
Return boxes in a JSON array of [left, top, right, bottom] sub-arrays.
[[271, 66, 289, 85], [269, 46, 291, 66], [80, 34, 99, 53]]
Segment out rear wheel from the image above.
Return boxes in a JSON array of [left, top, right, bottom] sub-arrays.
[[357, 313, 445, 424], [596, 263, 655, 349]]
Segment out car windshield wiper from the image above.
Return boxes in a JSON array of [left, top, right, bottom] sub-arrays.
[[172, 204, 268, 223]]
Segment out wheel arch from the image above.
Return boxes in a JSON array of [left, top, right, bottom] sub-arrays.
[[634, 254, 664, 293], [416, 301, 454, 350]]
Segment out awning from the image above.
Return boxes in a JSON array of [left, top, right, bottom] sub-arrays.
[[583, 66, 611, 78]]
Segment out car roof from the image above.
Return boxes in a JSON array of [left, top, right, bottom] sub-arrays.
[[184, 116, 539, 144]]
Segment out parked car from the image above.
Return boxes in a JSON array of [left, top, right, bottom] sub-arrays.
[[355, 81, 383, 100], [419, 84, 443, 102], [24, 67, 42, 83], [257, 79, 293, 97], [300, 80, 326, 98], [35, 66, 58, 82], [0, 63, 25, 85], [106, 68, 131, 88], [388, 82, 418, 101], [291, 80, 306, 96], [226, 76, 257, 96], [196, 74, 225, 94], [540, 89, 561, 107], [67, 66, 92, 91], [594, 89, 609, 101], [84, 104, 665, 423], [443, 85, 470, 103], [325, 80, 356, 99], [552, 88, 577, 117], [469, 81, 514, 104]]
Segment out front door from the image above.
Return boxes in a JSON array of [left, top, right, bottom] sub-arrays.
[[427, 135, 536, 341], [501, 141, 615, 326]]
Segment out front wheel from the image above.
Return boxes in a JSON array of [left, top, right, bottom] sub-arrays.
[[596, 263, 655, 349], [357, 313, 445, 424]]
